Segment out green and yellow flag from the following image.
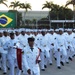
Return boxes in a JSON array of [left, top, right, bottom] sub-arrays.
[[0, 12, 16, 28]]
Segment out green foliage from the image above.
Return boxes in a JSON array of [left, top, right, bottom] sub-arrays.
[[42, 1, 73, 20], [20, 3, 31, 12], [0, 0, 8, 7], [66, 0, 75, 6], [9, 1, 21, 10]]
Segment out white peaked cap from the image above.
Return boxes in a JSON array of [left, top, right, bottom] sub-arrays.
[[55, 29, 59, 32], [73, 29, 75, 31], [14, 29, 19, 32], [67, 29, 72, 31], [59, 28, 64, 31], [19, 28, 25, 32], [8, 29, 14, 33], [50, 29, 54, 31]]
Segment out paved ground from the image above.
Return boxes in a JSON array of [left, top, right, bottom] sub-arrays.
[[0, 57, 75, 75]]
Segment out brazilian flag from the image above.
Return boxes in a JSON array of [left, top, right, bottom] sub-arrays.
[[0, 12, 16, 28]]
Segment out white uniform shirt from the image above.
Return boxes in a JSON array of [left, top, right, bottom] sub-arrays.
[[65, 33, 74, 48], [56, 34, 67, 49], [4, 39, 18, 59], [22, 46, 40, 74], [39, 35, 49, 52], [18, 34, 28, 48]]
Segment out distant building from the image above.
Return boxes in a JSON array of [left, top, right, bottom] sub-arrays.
[[22, 11, 49, 21]]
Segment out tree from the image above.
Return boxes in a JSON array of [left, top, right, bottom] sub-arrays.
[[20, 2, 31, 25], [66, 0, 75, 19], [51, 4, 60, 20], [0, 0, 8, 7], [42, 1, 53, 28], [42, 1, 53, 10], [9, 1, 21, 10], [66, 0, 75, 6], [20, 3, 31, 12]]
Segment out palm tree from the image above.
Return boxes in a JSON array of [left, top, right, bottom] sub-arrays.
[[66, 0, 75, 27], [42, 1, 53, 28], [0, 0, 8, 7], [42, 1, 53, 10], [66, 0, 75, 20], [9, 1, 20, 10], [20, 2, 31, 25], [20, 3, 31, 12], [66, 0, 75, 7]]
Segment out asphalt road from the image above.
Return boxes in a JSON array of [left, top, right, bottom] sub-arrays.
[[0, 57, 75, 75]]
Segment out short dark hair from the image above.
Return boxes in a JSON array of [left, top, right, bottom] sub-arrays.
[[10, 32, 14, 36], [28, 37, 35, 42]]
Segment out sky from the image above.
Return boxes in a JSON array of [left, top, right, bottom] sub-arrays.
[[0, 0, 73, 11]]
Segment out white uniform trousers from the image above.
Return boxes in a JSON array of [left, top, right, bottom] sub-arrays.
[[2, 54, 7, 72], [8, 57, 21, 75], [56, 46, 67, 67], [40, 52, 45, 69]]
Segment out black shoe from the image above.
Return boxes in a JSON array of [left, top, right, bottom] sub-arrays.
[[69, 57, 72, 61], [57, 66, 61, 69], [60, 61, 64, 66], [72, 54, 75, 58], [7, 67, 10, 70], [3, 72, 7, 74], [41, 69, 45, 71], [22, 70, 23, 72], [44, 65, 47, 68], [54, 57, 57, 60], [50, 63, 52, 65], [15, 66, 17, 69], [66, 62, 69, 64], [0, 67, 1, 70], [61, 55, 62, 58]]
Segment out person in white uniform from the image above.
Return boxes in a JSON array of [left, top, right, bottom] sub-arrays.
[[18, 29, 28, 49], [48, 29, 57, 65], [55, 28, 67, 69], [4, 32, 21, 75], [65, 29, 74, 62], [2, 31, 10, 74], [22, 37, 41, 75], [0, 31, 7, 72], [39, 31, 50, 71]]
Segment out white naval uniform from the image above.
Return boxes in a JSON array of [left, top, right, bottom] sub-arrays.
[[4, 38, 21, 75], [22, 46, 40, 75], [39, 35, 50, 69], [18, 34, 28, 49], [72, 33, 75, 56], [65, 33, 74, 62], [35, 34, 42, 48], [48, 33, 57, 64], [0, 36, 7, 69], [2, 36, 10, 73], [56, 34, 67, 67]]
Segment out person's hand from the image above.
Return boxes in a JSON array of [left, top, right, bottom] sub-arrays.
[[51, 43, 54, 46], [38, 48, 42, 52], [27, 69, 31, 75], [58, 48, 60, 51], [36, 60, 41, 64], [68, 46, 70, 49]]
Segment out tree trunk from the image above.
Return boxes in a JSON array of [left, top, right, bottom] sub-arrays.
[[24, 11, 26, 25], [73, 5, 75, 27], [73, 5, 75, 20], [57, 13, 59, 28]]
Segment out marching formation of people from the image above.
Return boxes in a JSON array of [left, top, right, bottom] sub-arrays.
[[0, 28, 75, 75]]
